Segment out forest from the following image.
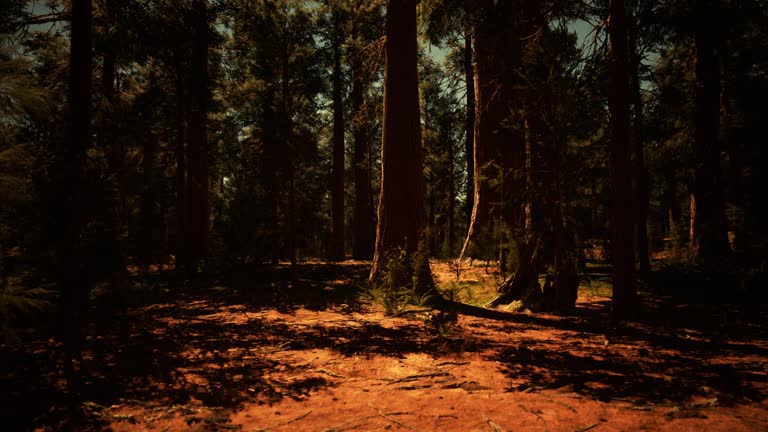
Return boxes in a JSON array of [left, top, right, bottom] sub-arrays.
[[1, 0, 767, 430]]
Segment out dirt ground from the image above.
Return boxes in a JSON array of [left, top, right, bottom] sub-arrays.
[[4, 261, 767, 431]]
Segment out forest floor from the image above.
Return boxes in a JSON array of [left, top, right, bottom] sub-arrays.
[[4, 261, 768, 431]]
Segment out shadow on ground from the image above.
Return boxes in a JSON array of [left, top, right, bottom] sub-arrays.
[[1, 262, 766, 430]]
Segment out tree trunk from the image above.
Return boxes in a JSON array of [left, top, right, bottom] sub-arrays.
[[447, 132, 456, 255], [487, 236, 541, 309], [691, 0, 729, 265], [140, 133, 158, 268], [330, 6, 346, 261], [57, 0, 92, 397], [463, 30, 475, 230], [262, 85, 280, 265], [370, 0, 432, 292], [459, 1, 523, 261], [288, 160, 297, 286], [629, 5, 651, 276], [663, 170, 680, 251], [174, 53, 187, 274], [608, 0, 637, 317], [351, 28, 374, 260], [185, 0, 210, 269]]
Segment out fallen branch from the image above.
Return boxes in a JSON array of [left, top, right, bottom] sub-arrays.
[[255, 410, 312, 431]]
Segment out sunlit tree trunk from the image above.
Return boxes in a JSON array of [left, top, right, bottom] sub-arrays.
[[691, 0, 729, 264], [463, 30, 475, 230], [608, 0, 638, 316], [370, 0, 432, 292], [330, 5, 346, 261]]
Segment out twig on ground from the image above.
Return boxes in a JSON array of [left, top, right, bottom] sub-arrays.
[[368, 404, 415, 430], [518, 404, 549, 431], [316, 368, 346, 379], [574, 423, 601, 432], [390, 308, 433, 318], [482, 413, 504, 432], [255, 410, 312, 431], [435, 361, 470, 367], [386, 372, 450, 384], [323, 411, 412, 432]]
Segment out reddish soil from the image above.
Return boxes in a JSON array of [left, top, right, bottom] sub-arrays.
[[4, 261, 766, 431]]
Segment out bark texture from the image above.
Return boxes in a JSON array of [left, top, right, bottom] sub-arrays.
[[691, 0, 729, 265], [57, 0, 93, 395], [351, 30, 375, 260], [370, 0, 431, 291], [459, 1, 523, 260], [330, 7, 346, 261], [185, 0, 210, 266], [608, 0, 638, 316]]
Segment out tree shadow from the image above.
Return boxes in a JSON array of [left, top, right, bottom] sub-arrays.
[[483, 296, 768, 406], [223, 261, 369, 312], [3, 263, 766, 430]]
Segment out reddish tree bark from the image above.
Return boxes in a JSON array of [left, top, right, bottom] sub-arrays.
[[370, 0, 431, 291]]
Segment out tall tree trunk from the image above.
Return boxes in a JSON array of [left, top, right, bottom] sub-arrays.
[[663, 170, 681, 251], [370, 0, 431, 292], [351, 30, 374, 260], [459, 1, 522, 261], [140, 133, 158, 268], [174, 53, 187, 273], [608, 0, 637, 317], [57, 0, 92, 397], [100, 19, 129, 305], [691, 0, 729, 264], [262, 85, 280, 265], [463, 30, 475, 230], [185, 0, 210, 269], [330, 6, 346, 261], [629, 5, 651, 276], [447, 134, 456, 254], [288, 160, 297, 285]]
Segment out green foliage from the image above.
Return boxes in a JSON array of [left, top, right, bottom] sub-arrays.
[[364, 247, 433, 315], [438, 281, 473, 304], [0, 282, 53, 342]]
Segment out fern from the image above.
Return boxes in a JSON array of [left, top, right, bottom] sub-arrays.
[[0, 283, 53, 341]]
